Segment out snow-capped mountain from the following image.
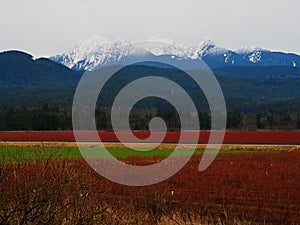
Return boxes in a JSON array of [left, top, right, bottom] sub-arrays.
[[51, 37, 300, 71], [51, 37, 140, 71]]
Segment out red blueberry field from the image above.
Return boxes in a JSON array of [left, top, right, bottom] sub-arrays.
[[0, 131, 300, 224], [1, 131, 300, 144]]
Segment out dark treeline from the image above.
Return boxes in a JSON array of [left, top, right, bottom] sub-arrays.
[[1, 105, 300, 131], [0, 105, 72, 131]]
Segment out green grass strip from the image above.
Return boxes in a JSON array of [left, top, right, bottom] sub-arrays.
[[0, 145, 263, 164]]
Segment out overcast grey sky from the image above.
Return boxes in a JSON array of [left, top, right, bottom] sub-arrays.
[[1, 0, 299, 57]]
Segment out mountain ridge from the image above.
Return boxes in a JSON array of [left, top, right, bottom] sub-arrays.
[[50, 37, 300, 71], [1, 50, 300, 114]]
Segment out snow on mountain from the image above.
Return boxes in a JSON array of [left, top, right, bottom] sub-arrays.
[[235, 47, 267, 64], [195, 40, 227, 57], [50, 37, 300, 71], [51, 37, 148, 71], [235, 47, 267, 54], [140, 37, 197, 59], [293, 61, 297, 67], [51, 37, 235, 70]]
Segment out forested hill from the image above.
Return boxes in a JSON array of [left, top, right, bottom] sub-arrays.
[[0, 51, 83, 108], [1, 50, 300, 111], [1, 50, 300, 130]]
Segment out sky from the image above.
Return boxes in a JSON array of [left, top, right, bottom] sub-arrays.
[[1, 0, 299, 57]]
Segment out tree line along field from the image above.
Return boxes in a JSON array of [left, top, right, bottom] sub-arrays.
[[0, 144, 299, 224], [1, 106, 300, 131]]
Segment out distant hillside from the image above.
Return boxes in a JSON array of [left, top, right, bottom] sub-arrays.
[[1, 50, 300, 113], [0, 51, 82, 108]]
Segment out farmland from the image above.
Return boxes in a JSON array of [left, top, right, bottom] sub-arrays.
[[1, 131, 300, 144], [0, 145, 258, 162], [0, 139, 300, 224]]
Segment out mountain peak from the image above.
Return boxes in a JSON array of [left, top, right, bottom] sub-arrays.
[[195, 39, 229, 57], [235, 46, 267, 54], [52, 36, 135, 70], [0, 50, 33, 59], [197, 39, 215, 49], [50, 37, 300, 70]]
